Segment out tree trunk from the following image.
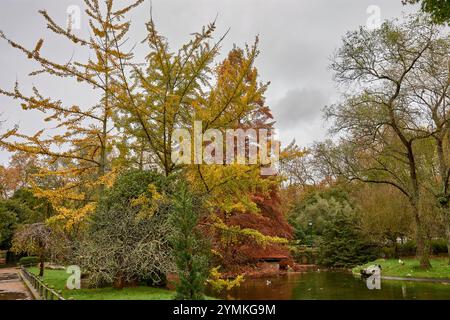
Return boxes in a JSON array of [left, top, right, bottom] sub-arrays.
[[113, 274, 125, 289], [413, 208, 432, 269], [393, 240, 399, 259], [418, 236, 432, 269], [39, 256, 44, 277], [415, 223, 432, 269], [6, 251, 12, 264]]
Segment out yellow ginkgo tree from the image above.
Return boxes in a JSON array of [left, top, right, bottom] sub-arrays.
[[0, 0, 143, 230]]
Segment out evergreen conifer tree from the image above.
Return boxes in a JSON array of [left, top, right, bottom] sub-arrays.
[[170, 183, 210, 300]]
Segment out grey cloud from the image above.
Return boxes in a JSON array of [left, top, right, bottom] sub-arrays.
[[273, 88, 329, 129]]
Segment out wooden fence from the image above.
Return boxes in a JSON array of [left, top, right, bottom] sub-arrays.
[[20, 266, 66, 300]]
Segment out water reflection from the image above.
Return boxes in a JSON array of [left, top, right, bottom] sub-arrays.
[[209, 271, 450, 300]]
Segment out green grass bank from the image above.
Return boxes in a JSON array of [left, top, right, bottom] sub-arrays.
[[352, 257, 450, 280], [28, 267, 176, 300]]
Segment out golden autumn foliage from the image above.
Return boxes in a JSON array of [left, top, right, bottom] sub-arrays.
[[207, 266, 245, 292], [0, 0, 298, 271], [0, 0, 143, 230]]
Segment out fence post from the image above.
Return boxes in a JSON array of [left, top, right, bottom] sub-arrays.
[[20, 267, 66, 301]]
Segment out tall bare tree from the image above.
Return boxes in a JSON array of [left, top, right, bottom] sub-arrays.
[[323, 15, 448, 268], [405, 33, 450, 263]]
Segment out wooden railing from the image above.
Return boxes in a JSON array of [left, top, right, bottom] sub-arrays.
[[20, 266, 66, 300]]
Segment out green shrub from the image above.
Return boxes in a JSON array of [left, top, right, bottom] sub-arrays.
[[290, 246, 318, 264], [0, 204, 18, 250], [391, 240, 447, 257], [398, 241, 417, 256], [380, 246, 396, 259], [19, 256, 39, 266], [431, 239, 448, 254], [77, 170, 175, 288], [315, 197, 377, 268]]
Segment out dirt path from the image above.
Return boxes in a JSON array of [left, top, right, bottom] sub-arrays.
[[0, 268, 32, 300]]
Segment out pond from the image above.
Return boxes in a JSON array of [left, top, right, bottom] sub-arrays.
[[210, 271, 450, 300]]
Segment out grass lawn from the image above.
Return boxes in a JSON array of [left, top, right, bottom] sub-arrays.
[[352, 257, 450, 279], [28, 267, 176, 300]]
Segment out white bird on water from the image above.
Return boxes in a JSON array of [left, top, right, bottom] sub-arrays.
[[266, 280, 272, 286]]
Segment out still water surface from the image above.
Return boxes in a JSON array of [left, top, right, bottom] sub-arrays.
[[211, 271, 450, 300]]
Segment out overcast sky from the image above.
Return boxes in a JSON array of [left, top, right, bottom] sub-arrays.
[[0, 0, 417, 165]]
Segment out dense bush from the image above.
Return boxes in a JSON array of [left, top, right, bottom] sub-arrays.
[[378, 239, 448, 258], [290, 245, 318, 264], [0, 207, 17, 250], [431, 239, 448, 255], [289, 188, 376, 268], [398, 241, 417, 256], [77, 170, 175, 288], [0, 188, 55, 251], [380, 246, 397, 259], [18, 256, 39, 266], [10, 188, 54, 223], [96, 170, 176, 211], [289, 188, 351, 245], [318, 205, 377, 268]]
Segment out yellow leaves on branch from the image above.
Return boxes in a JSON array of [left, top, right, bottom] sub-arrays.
[[28, 39, 44, 59], [47, 203, 96, 231], [92, 26, 107, 38], [35, 180, 96, 231], [30, 166, 119, 231], [207, 266, 245, 292], [188, 164, 277, 214], [112, 0, 144, 17], [131, 183, 166, 220], [280, 140, 307, 162], [91, 168, 119, 189], [211, 215, 289, 247]]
